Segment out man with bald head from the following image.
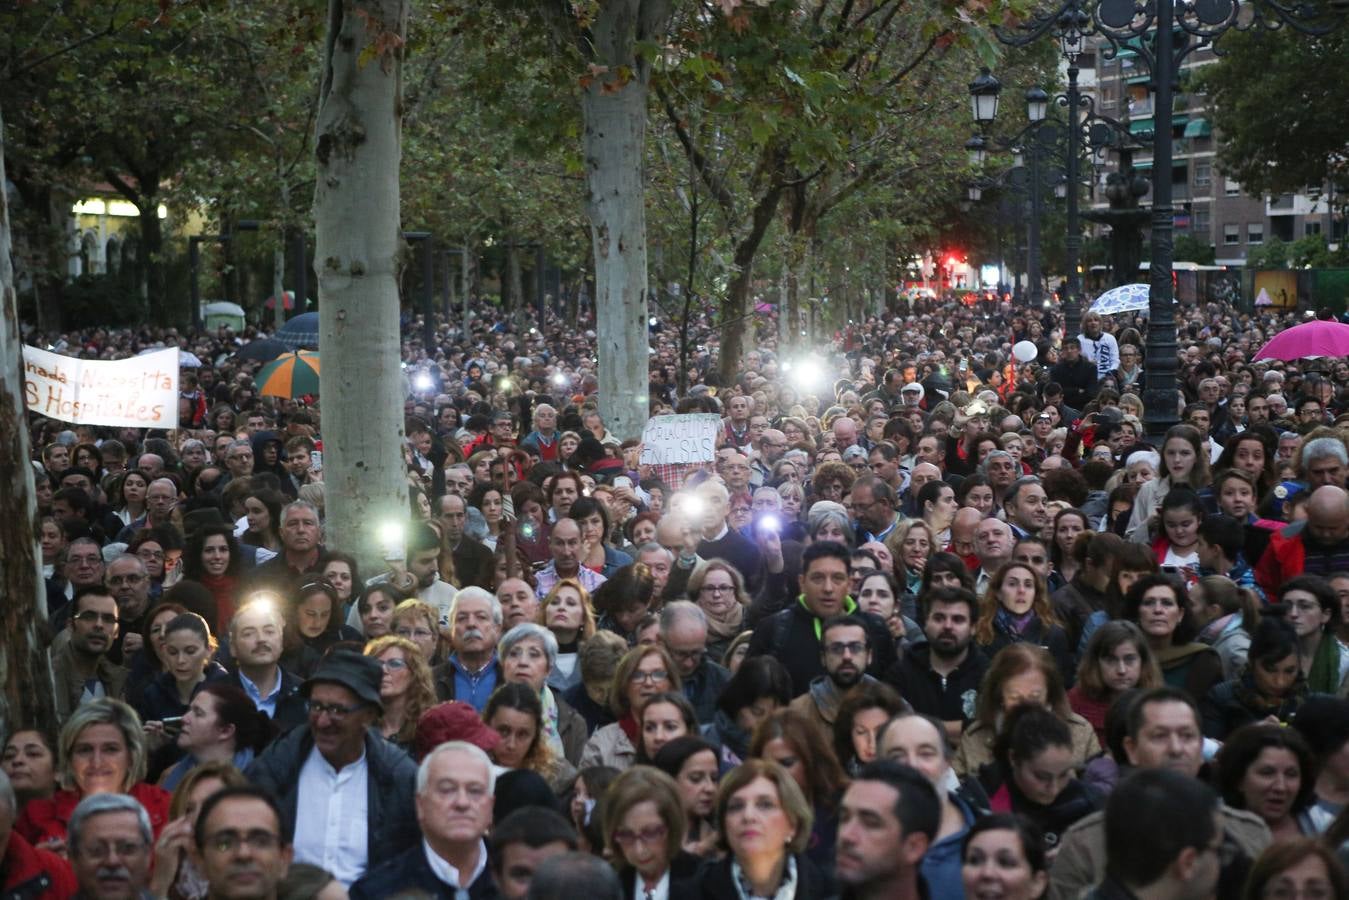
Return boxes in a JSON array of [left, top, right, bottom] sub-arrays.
[[718, 451, 754, 495], [833, 416, 859, 452], [1256, 484, 1349, 595], [115, 476, 178, 543], [948, 507, 983, 565], [137, 452, 166, 478], [901, 462, 943, 517]]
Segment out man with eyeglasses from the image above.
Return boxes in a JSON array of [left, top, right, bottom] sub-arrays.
[[788, 614, 896, 747], [103, 555, 150, 663], [659, 601, 730, 725], [851, 475, 899, 545], [747, 541, 896, 697], [247, 649, 418, 887], [67, 792, 154, 900], [53, 587, 128, 723], [47, 536, 105, 621], [193, 786, 292, 900], [351, 742, 498, 899]]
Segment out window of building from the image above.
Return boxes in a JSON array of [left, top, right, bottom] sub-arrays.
[[1224, 224, 1240, 245], [1247, 223, 1264, 245], [1224, 178, 1241, 197], [1194, 209, 1211, 235], [1194, 164, 1212, 187], [1305, 220, 1322, 236]]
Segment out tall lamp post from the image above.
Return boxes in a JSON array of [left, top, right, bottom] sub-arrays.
[[994, 0, 1345, 440]]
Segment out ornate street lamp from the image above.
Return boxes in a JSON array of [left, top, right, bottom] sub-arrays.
[[969, 68, 1002, 125], [994, 0, 1346, 440]]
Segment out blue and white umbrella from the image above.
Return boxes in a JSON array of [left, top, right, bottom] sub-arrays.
[[1089, 283, 1151, 316]]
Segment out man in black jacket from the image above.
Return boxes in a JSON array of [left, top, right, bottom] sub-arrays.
[[1049, 338, 1098, 412], [247, 649, 418, 887], [351, 741, 497, 899], [227, 600, 309, 734], [884, 588, 988, 743], [746, 541, 896, 697]]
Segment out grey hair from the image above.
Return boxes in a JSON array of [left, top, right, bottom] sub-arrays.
[[752, 487, 782, 508], [446, 463, 473, 478], [498, 622, 558, 670], [180, 439, 206, 454], [1125, 449, 1161, 471], [68, 792, 153, 857], [281, 500, 321, 524], [1301, 436, 1348, 467], [106, 553, 147, 576], [227, 438, 252, 457], [417, 740, 496, 794], [452, 586, 504, 628], [979, 450, 1014, 478], [695, 479, 730, 504], [635, 542, 673, 563], [807, 500, 850, 536], [659, 600, 707, 633]]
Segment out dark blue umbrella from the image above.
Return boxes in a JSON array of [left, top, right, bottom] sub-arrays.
[[277, 312, 319, 350], [234, 337, 289, 362]]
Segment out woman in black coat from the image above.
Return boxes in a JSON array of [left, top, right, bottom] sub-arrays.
[[1202, 618, 1316, 740], [601, 767, 700, 900], [694, 758, 834, 900], [976, 705, 1102, 853]]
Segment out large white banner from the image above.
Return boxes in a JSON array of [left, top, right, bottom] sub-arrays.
[[23, 346, 179, 429]]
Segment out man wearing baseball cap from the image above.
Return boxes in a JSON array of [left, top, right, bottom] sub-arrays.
[[247, 649, 419, 887]]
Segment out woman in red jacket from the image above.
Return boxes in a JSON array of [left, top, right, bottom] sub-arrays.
[[14, 699, 171, 853]]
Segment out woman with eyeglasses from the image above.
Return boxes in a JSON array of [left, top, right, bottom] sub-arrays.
[[363, 635, 436, 750], [602, 766, 700, 900], [686, 560, 750, 664], [390, 598, 447, 667], [580, 645, 681, 771]]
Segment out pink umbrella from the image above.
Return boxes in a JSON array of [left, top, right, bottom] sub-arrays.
[[1253, 319, 1349, 361]]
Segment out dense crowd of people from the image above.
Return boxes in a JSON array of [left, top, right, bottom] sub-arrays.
[[6, 294, 1349, 900]]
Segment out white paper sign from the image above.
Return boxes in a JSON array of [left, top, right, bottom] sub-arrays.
[[639, 413, 720, 465], [23, 346, 180, 429]]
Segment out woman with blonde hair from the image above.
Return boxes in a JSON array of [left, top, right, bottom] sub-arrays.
[[149, 760, 248, 900], [537, 577, 598, 692], [686, 560, 750, 662], [886, 518, 936, 611], [364, 634, 437, 750], [694, 758, 829, 898], [389, 598, 447, 666], [16, 698, 172, 844]]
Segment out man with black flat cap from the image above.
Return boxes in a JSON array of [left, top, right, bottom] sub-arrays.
[[246, 648, 419, 888]]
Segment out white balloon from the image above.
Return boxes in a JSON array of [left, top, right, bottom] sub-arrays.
[[1013, 340, 1038, 363]]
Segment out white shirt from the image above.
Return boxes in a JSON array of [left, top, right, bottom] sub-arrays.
[[633, 870, 670, 900], [292, 746, 369, 887], [1078, 332, 1120, 380], [424, 838, 488, 893]]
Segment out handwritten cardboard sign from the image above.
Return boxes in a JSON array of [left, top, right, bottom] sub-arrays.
[[639, 413, 720, 466], [23, 346, 180, 428]]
